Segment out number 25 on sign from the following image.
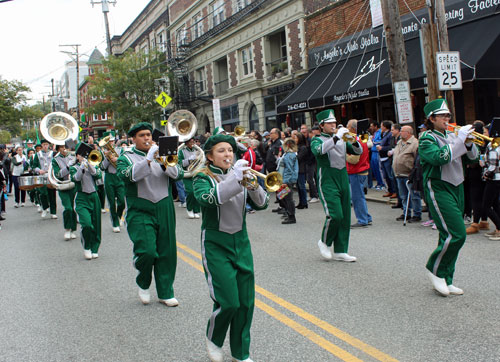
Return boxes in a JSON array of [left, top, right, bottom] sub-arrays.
[[436, 51, 462, 91]]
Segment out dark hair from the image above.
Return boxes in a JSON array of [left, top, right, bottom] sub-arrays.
[[392, 124, 401, 131], [425, 116, 435, 130], [473, 120, 484, 134], [311, 125, 320, 131], [294, 132, 306, 146], [382, 120, 393, 130], [370, 121, 379, 128]]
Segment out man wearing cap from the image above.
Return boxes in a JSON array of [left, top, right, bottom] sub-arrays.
[[70, 142, 103, 260], [419, 98, 478, 297], [32, 139, 57, 219], [100, 131, 125, 233], [311, 109, 362, 262], [117, 122, 184, 307], [52, 143, 77, 241], [23, 139, 34, 157], [177, 137, 201, 219]]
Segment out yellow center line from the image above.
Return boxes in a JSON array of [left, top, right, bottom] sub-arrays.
[[177, 242, 399, 362], [177, 251, 362, 362]]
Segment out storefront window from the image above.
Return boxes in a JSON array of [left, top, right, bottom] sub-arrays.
[[249, 105, 259, 130], [221, 104, 240, 130]]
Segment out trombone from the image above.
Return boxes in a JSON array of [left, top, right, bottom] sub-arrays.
[[98, 135, 119, 167], [241, 169, 283, 192]]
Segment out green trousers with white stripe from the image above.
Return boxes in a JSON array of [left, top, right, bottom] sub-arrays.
[[104, 173, 125, 227], [202, 229, 254, 361], [59, 188, 77, 231], [183, 178, 200, 213], [75, 192, 101, 253], [318, 167, 351, 253], [424, 179, 466, 285], [125, 197, 177, 300]]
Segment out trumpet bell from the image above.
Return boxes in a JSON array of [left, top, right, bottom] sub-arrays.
[[234, 125, 245, 137], [167, 110, 198, 142], [88, 150, 103, 166], [40, 112, 79, 145], [265, 171, 283, 192]]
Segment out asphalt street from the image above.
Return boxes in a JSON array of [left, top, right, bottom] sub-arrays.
[[0, 192, 499, 362]]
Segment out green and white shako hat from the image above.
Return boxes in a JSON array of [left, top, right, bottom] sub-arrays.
[[213, 126, 226, 135], [316, 109, 337, 124], [424, 99, 450, 119], [203, 134, 237, 154]]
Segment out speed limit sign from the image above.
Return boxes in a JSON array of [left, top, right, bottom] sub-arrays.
[[436, 51, 462, 91]]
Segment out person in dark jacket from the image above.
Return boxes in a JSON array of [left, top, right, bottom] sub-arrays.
[[377, 120, 397, 198], [293, 132, 309, 209], [265, 128, 282, 173]]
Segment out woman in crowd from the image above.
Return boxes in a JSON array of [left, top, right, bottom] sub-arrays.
[[277, 138, 298, 224], [11, 146, 27, 208], [293, 132, 309, 209], [193, 134, 269, 362]]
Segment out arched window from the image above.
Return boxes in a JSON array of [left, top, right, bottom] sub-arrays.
[[249, 104, 259, 131]]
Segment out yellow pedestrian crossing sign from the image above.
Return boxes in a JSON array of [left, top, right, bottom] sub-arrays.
[[161, 120, 168, 126], [156, 92, 172, 108]]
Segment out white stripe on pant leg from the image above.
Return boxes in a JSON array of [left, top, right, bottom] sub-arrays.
[[201, 229, 220, 340], [317, 168, 331, 243], [427, 179, 453, 275]]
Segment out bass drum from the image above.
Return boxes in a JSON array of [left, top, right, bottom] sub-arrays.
[[19, 176, 35, 191]]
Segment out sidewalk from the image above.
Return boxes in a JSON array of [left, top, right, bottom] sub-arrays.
[[365, 187, 398, 205]]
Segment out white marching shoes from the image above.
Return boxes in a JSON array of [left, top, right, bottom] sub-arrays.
[[138, 288, 151, 305], [317, 240, 332, 259], [112, 226, 120, 233], [84, 250, 92, 260], [51, 214, 58, 219], [37, 205, 42, 213], [64, 230, 71, 241], [332, 253, 357, 262], [194, 213, 200, 219], [70, 231, 77, 239], [92, 253, 99, 259], [187, 210, 195, 219], [41, 209, 48, 218], [427, 270, 450, 296], [206, 337, 224, 362], [159, 298, 179, 307], [448, 285, 464, 295]]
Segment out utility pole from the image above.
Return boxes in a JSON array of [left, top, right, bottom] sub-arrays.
[[380, 0, 414, 128], [91, 0, 116, 56], [60, 44, 81, 121], [421, 1, 440, 101], [434, 0, 456, 120]]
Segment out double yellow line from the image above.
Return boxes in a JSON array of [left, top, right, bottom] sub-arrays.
[[177, 242, 398, 362]]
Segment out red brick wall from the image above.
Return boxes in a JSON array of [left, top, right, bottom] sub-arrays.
[[207, 63, 213, 95], [287, 20, 302, 72], [306, 0, 426, 49], [224, 0, 233, 18], [228, 51, 237, 88], [253, 38, 264, 79], [202, 7, 209, 33], [169, 0, 192, 24]]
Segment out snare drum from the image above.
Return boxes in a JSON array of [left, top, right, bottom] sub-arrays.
[[19, 176, 35, 191]]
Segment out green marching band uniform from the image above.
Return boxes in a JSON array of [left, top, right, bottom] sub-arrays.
[[419, 99, 478, 295], [70, 143, 103, 259], [177, 140, 201, 217], [311, 110, 362, 261], [193, 134, 269, 362], [51, 148, 77, 237], [116, 122, 184, 304], [100, 132, 126, 229], [32, 141, 57, 216]]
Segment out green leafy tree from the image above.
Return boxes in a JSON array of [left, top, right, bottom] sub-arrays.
[[86, 50, 172, 132], [0, 130, 12, 144], [0, 77, 30, 135]]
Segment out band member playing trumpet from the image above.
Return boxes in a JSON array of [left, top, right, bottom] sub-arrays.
[[33, 139, 57, 219], [420, 99, 479, 296], [70, 143, 103, 260], [117, 122, 184, 307], [193, 134, 269, 362], [100, 132, 125, 232], [178, 137, 201, 219], [52, 143, 77, 241], [311, 109, 362, 262]]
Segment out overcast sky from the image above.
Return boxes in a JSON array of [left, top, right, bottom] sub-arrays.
[[0, 0, 151, 104]]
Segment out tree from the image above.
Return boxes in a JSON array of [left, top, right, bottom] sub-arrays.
[[86, 50, 172, 132], [0, 130, 12, 144], [0, 77, 30, 135]]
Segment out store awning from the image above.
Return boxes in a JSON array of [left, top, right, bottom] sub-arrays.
[[278, 13, 500, 114]]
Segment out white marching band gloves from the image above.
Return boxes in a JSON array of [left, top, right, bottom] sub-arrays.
[[146, 144, 159, 162], [188, 154, 197, 161], [335, 126, 349, 140], [458, 125, 473, 143], [233, 159, 250, 181]]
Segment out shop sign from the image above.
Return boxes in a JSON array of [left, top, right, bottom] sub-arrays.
[[268, 83, 294, 95], [394, 81, 414, 124], [397, 102, 414, 124], [212, 98, 221, 128], [436, 51, 463, 90]]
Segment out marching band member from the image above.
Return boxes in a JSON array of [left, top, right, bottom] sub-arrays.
[[52, 143, 77, 241], [193, 134, 269, 362], [177, 137, 201, 219], [70, 143, 103, 260], [116, 122, 184, 307], [100, 132, 125, 232], [419, 99, 478, 296], [32, 139, 57, 219], [311, 109, 362, 262], [25, 148, 37, 206]]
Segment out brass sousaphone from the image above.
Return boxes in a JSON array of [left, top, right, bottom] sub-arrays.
[[161, 110, 205, 177], [40, 112, 79, 191]]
